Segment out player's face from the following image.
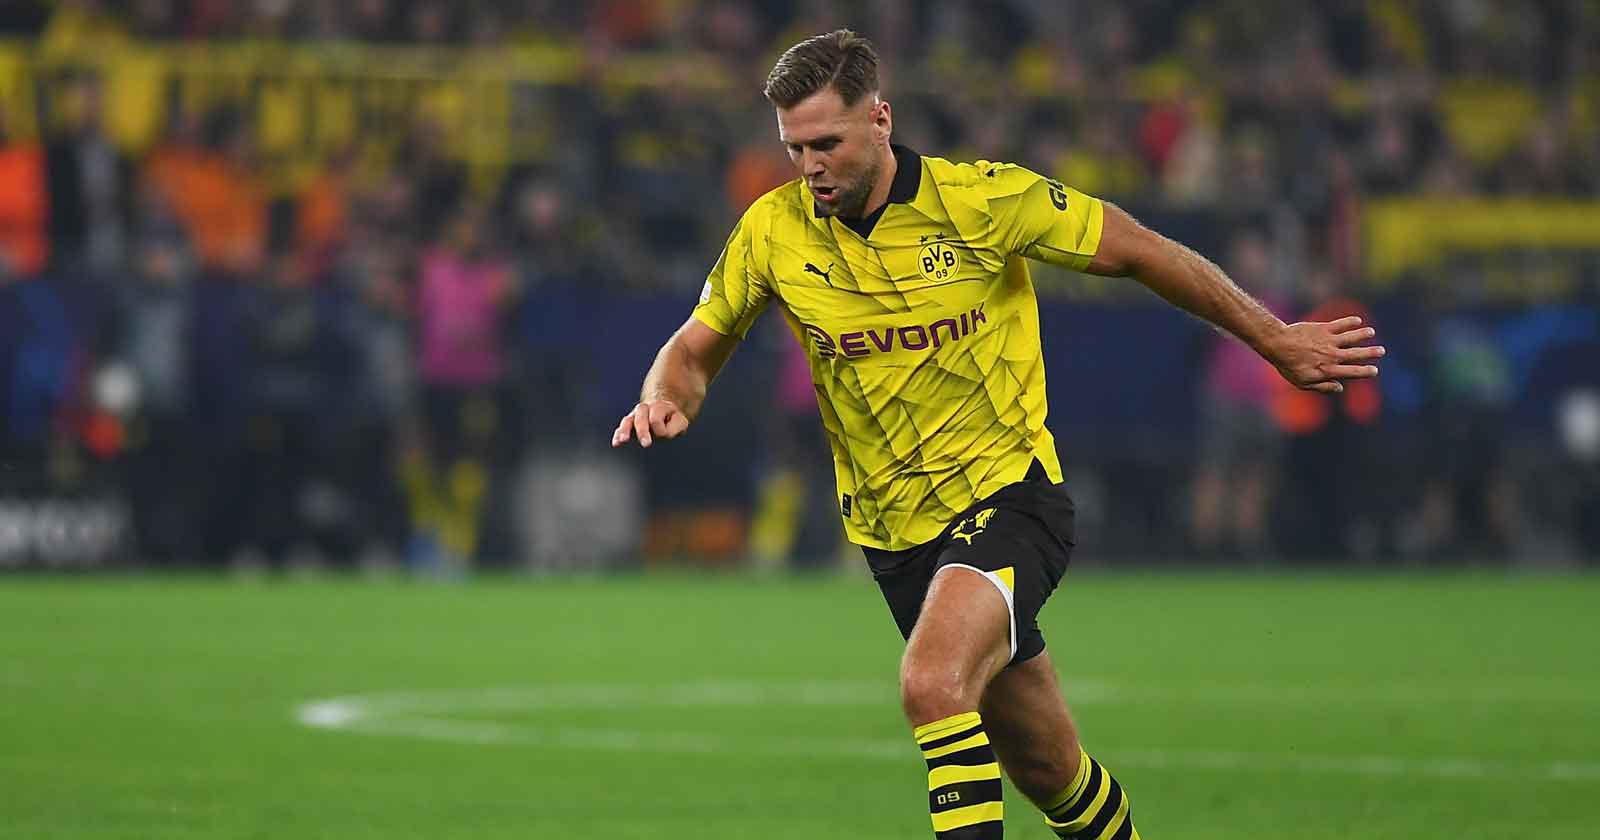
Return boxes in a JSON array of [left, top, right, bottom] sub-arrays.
[[776, 86, 891, 218]]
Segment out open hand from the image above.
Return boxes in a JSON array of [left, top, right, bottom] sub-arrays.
[[1265, 316, 1386, 394], [611, 400, 689, 448]]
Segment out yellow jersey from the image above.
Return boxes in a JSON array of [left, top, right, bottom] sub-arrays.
[[692, 145, 1104, 550]]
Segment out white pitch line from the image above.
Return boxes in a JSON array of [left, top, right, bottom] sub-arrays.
[[294, 681, 1600, 783]]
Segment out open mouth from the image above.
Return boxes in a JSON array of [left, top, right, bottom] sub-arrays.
[[811, 185, 837, 202]]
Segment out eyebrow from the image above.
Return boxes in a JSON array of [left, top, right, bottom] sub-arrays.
[[780, 133, 844, 148]]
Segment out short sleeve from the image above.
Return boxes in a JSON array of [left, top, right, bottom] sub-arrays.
[[983, 163, 1105, 271], [691, 207, 773, 338]]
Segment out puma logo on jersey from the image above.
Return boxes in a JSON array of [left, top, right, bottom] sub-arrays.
[[950, 508, 996, 545], [803, 262, 834, 284]]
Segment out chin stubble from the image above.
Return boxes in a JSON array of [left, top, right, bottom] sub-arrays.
[[821, 158, 882, 219]]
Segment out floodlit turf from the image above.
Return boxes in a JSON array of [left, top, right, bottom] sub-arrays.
[[1, 570, 1597, 839]]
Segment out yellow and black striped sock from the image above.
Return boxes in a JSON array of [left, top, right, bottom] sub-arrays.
[[914, 712, 1005, 838], [1042, 746, 1140, 840]]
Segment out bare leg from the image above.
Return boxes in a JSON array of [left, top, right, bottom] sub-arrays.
[[983, 650, 1143, 839], [980, 650, 1083, 805], [900, 565, 1013, 725], [1233, 462, 1270, 555], [901, 567, 1016, 838], [1189, 467, 1226, 550]]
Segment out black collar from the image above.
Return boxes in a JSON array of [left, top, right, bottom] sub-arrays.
[[834, 144, 921, 239]]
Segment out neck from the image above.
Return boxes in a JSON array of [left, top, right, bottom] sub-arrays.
[[857, 144, 898, 219]]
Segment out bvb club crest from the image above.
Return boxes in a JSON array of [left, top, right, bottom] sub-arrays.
[[918, 241, 960, 282]]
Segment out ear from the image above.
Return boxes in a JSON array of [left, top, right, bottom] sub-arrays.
[[873, 98, 893, 143]]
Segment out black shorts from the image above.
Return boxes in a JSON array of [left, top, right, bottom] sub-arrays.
[[862, 460, 1076, 666]]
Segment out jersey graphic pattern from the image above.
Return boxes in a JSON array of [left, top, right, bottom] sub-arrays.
[[692, 149, 1103, 549]]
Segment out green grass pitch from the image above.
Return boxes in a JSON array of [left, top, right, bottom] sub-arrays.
[[2, 570, 1597, 839]]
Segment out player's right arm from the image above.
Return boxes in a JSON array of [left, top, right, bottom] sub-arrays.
[[612, 200, 775, 448]]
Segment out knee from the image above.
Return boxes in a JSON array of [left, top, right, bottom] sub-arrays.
[[899, 660, 980, 726]]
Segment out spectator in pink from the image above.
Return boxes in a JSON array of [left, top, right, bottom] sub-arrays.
[[417, 205, 513, 403], [1188, 230, 1289, 558], [411, 203, 518, 570]]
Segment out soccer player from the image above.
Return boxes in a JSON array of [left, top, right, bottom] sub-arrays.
[[612, 30, 1384, 840]]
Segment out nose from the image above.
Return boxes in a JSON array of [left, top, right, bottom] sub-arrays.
[[801, 149, 825, 179]]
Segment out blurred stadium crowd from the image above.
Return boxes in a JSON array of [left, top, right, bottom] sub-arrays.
[[0, 0, 1597, 571]]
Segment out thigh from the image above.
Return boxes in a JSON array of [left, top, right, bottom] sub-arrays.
[[900, 563, 1015, 717], [979, 650, 1082, 805], [872, 543, 1013, 722]]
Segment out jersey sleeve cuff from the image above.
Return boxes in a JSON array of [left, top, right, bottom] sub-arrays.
[[691, 308, 741, 338], [1074, 197, 1105, 271]]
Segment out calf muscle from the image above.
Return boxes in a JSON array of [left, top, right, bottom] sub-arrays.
[[981, 651, 1083, 804]]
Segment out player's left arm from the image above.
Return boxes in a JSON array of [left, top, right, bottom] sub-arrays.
[[1085, 202, 1385, 394]]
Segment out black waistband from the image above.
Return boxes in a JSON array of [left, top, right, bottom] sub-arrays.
[[861, 458, 1058, 566]]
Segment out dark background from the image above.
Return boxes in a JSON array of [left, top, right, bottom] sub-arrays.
[[1, 0, 1597, 573]]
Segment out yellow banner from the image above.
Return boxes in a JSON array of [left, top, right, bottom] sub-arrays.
[[1365, 199, 1600, 281], [0, 39, 729, 192]]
